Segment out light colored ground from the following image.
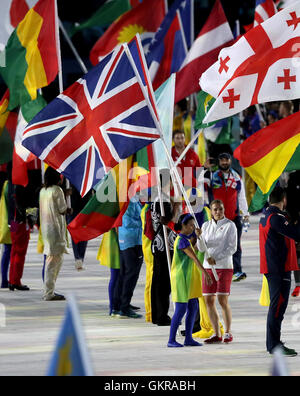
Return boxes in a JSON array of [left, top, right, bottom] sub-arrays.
[[0, 215, 300, 376]]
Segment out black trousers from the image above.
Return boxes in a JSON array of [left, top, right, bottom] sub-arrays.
[[114, 245, 143, 313], [151, 250, 172, 324], [265, 272, 291, 353], [233, 216, 243, 274]]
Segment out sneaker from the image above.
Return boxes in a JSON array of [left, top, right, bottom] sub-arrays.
[[75, 259, 85, 271], [110, 310, 121, 317], [204, 335, 223, 344], [233, 272, 247, 282], [44, 294, 66, 301], [271, 344, 298, 357], [224, 333, 233, 343], [119, 309, 143, 319], [281, 345, 298, 357], [292, 286, 300, 297]]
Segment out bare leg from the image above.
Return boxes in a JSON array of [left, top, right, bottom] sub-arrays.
[[218, 295, 232, 334], [204, 295, 221, 337]]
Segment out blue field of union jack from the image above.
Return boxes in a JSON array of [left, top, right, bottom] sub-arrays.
[[22, 42, 160, 196]]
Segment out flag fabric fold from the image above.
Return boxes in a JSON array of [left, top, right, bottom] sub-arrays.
[[47, 295, 93, 377], [200, 3, 300, 124], [234, 111, 300, 194], [0, 0, 39, 51], [0, 89, 18, 165], [254, 0, 277, 26], [146, 0, 190, 91], [70, 0, 139, 37], [22, 43, 160, 196], [175, 0, 234, 103], [90, 0, 166, 65], [0, 0, 59, 110]]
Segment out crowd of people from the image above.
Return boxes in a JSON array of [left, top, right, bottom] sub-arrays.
[[0, 99, 300, 357]]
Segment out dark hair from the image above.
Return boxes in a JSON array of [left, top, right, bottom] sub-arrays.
[[172, 129, 185, 139], [44, 167, 62, 188], [174, 214, 194, 232], [269, 187, 287, 204]]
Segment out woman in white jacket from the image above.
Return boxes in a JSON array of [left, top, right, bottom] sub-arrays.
[[196, 199, 237, 344]]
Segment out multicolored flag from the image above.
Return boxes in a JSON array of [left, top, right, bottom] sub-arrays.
[[22, 44, 160, 196], [200, 3, 300, 124], [0, 0, 39, 51], [203, 118, 233, 145], [47, 295, 93, 377], [234, 111, 300, 194], [70, 0, 142, 37], [249, 146, 300, 212], [0, 90, 18, 165], [146, 0, 190, 91], [68, 144, 155, 244], [90, 0, 166, 65], [0, 0, 59, 110], [254, 0, 277, 26], [175, 0, 234, 103]]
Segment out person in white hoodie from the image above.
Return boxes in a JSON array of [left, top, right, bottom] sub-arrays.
[[196, 199, 237, 344]]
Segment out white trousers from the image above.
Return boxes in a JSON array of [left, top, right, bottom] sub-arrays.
[[43, 255, 63, 300]]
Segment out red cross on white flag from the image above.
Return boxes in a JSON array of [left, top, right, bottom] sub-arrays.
[[200, 3, 300, 124]]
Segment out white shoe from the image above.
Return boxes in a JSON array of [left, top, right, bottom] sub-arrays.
[[75, 259, 85, 271]]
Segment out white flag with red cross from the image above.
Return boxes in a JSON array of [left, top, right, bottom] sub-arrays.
[[200, 3, 300, 124]]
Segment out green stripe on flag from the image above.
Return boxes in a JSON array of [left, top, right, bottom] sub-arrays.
[[70, 0, 132, 36], [0, 30, 32, 110]]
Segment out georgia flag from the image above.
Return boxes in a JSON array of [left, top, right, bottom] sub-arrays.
[[200, 3, 300, 124]]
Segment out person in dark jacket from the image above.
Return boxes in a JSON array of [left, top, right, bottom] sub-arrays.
[[286, 171, 300, 297], [259, 187, 300, 357]]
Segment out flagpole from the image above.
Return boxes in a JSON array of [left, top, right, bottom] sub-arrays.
[[59, 19, 88, 75], [54, 0, 71, 207], [174, 128, 203, 167], [124, 43, 218, 282]]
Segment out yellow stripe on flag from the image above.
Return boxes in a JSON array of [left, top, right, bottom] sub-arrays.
[[17, 9, 48, 101], [0, 99, 9, 133], [246, 134, 300, 194]]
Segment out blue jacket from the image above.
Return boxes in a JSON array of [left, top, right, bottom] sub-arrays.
[[118, 200, 143, 250]]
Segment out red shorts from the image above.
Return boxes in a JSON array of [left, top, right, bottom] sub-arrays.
[[202, 269, 234, 296]]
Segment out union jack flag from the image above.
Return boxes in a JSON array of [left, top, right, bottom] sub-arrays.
[[21, 45, 161, 196], [254, 0, 277, 26], [200, 3, 300, 124]]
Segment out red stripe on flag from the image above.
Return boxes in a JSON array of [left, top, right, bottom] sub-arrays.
[[34, 0, 58, 84], [234, 111, 300, 167], [10, 0, 29, 28]]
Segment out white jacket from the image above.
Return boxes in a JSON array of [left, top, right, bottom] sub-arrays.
[[197, 218, 237, 270]]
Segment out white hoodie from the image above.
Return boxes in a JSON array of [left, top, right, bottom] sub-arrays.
[[197, 217, 238, 270]]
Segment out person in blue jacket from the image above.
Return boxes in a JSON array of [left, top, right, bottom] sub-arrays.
[[112, 197, 144, 319], [259, 187, 300, 357]]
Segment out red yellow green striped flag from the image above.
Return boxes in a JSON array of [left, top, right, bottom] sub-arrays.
[[0, 0, 58, 110], [68, 145, 155, 243], [234, 111, 300, 195], [0, 89, 17, 165]]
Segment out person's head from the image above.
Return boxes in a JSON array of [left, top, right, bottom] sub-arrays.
[[269, 187, 287, 210], [218, 153, 232, 172], [279, 101, 294, 118], [210, 200, 225, 221], [173, 130, 185, 150], [44, 167, 62, 188], [267, 111, 278, 125], [174, 214, 195, 235]]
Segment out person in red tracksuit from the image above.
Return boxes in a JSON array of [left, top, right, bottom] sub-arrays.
[[171, 130, 201, 189], [259, 187, 300, 357]]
